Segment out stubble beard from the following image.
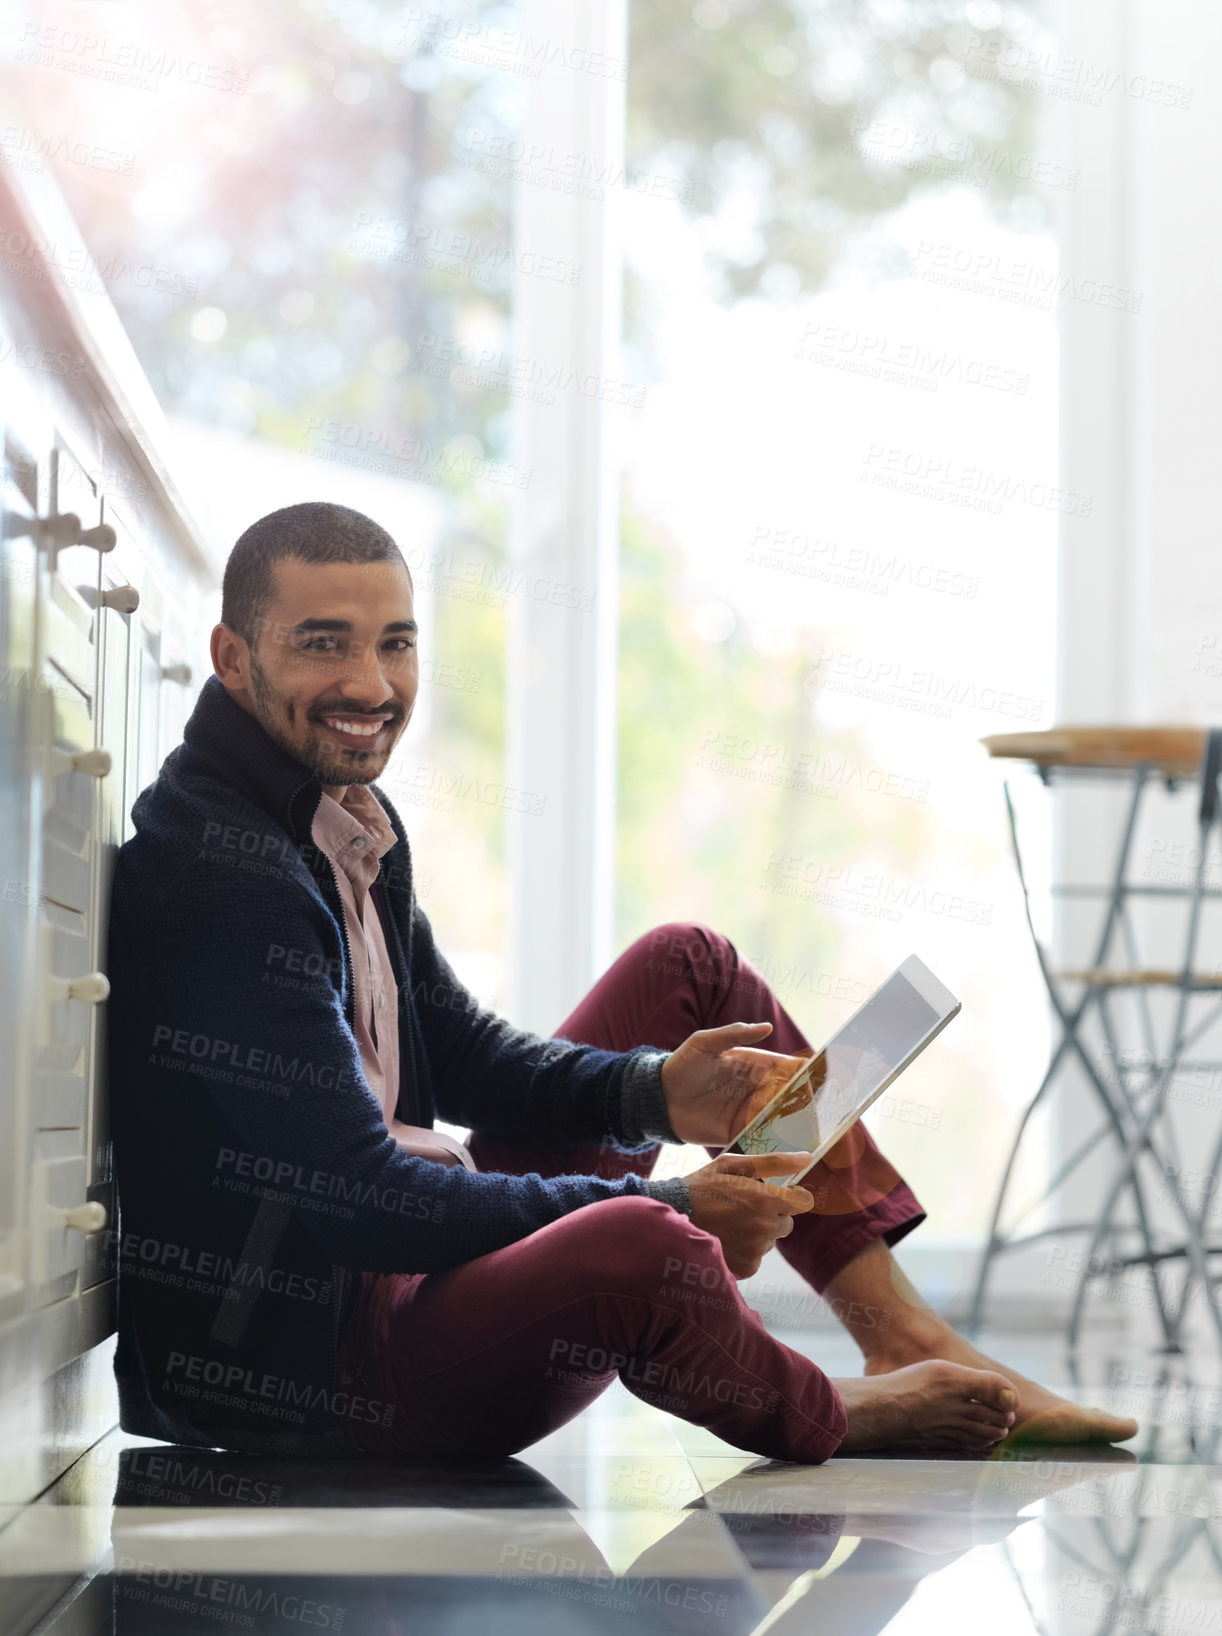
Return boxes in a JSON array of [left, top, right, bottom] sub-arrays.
[[247, 649, 389, 787]]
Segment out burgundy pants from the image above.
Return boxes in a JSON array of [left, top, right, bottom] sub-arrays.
[[340, 922, 924, 1465]]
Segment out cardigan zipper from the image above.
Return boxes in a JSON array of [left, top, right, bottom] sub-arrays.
[[291, 778, 360, 1411], [322, 849, 357, 1406]]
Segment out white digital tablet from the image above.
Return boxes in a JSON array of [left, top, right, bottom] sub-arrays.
[[728, 955, 960, 1188]]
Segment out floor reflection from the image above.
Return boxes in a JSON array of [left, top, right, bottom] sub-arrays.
[[4, 1336, 1222, 1636]]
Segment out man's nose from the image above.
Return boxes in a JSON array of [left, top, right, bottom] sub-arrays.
[[335, 640, 395, 702]]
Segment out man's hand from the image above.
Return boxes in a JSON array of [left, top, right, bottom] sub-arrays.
[[685, 1152, 814, 1279], [660, 1021, 814, 1146]]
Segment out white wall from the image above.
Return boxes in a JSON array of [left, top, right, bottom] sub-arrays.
[[1059, 0, 1222, 726], [505, 0, 627, 1034], [1054, 0, 1222, 1331]]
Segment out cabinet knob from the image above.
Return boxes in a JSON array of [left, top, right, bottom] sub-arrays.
[[64, 972, 110, 1004], [5, 513, 118, 553], [72, 748, 112, 778], [5, 511, 81, 548], [49, 746, 112, 778], [79, 523, 117, 553], [101, 585, 140, 614], [63, 1202, 107, 1234], [161, 662, 193, 685]]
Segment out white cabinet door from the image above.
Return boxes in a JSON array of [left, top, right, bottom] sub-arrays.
[[85, 517, 141, 1292], [0, 416, 43, 1325]]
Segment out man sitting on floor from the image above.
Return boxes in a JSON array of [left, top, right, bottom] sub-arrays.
[[107, 501, 1137, 1461]]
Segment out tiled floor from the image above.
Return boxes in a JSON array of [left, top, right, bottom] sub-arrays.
[[4, 1322, 1220, 1634]]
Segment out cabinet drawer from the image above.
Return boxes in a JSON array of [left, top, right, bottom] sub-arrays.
[[36, 901, 93, 1065], [33, 1130, 89, 1300], [44, 675, 93, 757], [41, 754, 95, 915], [33, 1067, 88, 1132], [97, 598, 133, 847], [40, 832, 91, 915], [44, 574, 96, 703]]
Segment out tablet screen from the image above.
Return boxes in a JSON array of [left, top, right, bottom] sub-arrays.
[[732, 968, 945, 1163]]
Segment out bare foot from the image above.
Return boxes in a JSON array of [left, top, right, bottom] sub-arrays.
[[833, 1359, 1017, 1453], [864, 1323, 1138, 1446]]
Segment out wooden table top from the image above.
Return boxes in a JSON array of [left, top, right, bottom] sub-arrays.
[[981, 727, 1207, 778]]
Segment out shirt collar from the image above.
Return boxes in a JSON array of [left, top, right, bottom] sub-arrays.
[[312, 784, 398, 865]]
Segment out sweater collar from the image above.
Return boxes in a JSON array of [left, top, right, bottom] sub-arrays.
[[181, 674, 324, 843]]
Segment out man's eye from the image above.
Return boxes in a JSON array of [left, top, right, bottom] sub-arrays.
[[300, 637, 340, 652]]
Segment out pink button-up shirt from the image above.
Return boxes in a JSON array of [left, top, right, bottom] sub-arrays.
[[311, 786, 401, 1124], [311, 785, 474, 1170]]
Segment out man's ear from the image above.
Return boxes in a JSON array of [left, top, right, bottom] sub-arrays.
[[211, 623, 252, 697]]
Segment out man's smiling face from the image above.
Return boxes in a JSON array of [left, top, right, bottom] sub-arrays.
[[214, 555, 418, 792]]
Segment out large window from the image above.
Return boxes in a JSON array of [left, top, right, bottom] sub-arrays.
[[8, 0, 530, 1006], [11, 0, 1060, 1256], [617, 0, 1058, 1251]]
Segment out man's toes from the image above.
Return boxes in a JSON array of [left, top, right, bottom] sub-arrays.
[[1008, 1403, 1137, 1446], [1090, 1410, 1139, 1441], [935, 1427, 1004, 1451], [964, 1369, 1019, 1414], [951, 1412, 1009, 1443]]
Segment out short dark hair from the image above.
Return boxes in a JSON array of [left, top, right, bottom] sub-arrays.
[[221, 501, 411, 646]]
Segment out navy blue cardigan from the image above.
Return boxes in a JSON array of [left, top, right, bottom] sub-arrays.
[[107, 675, 686, 1452]]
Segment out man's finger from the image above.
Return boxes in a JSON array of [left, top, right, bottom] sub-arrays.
[[710, 1151, 810, 1179], [772, 1184, 815, 1215], [740, 1152, 813, 1180], [697, 1021, 774, 1052], [709, 1153, 774, 1179]]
